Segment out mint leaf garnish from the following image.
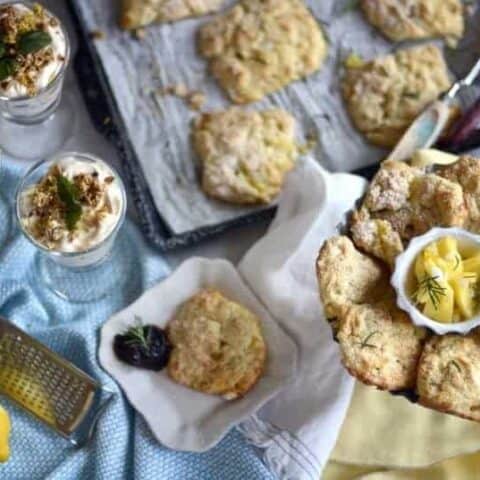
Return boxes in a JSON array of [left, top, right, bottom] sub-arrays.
[[0, 58, 18, 81], [56, 175, 82, 231], [17, 30, 52, 55]]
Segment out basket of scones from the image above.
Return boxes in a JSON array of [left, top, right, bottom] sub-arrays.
[[316, 150, 480, 421]]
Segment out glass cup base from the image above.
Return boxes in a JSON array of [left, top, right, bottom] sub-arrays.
[[0, 192, 11, 248], [0, 93, 75, 160], [34, 228, 133, 303]]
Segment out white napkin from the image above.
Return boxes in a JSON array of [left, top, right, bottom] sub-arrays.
[[237, 157, 367, 479]]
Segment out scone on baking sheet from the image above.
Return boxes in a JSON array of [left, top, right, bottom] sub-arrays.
[[337, 300, 427, 391], [417, 333, 480, 422], [361, 0, 464, 46], [167, 289, 266, 400], [437, 156, 480, 233], [342, 44, 451, 147], [192, 108, 298, 204], [120, 0, 224, 29], [350, 161, 467, 265], [316, 235, 389, 319], [197, 0, 327, 104]]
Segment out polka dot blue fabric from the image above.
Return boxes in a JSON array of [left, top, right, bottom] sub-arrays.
[[0, 161, 274, 480]]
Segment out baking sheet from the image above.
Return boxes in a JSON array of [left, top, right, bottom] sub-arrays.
[[72, 0, 480, 235]]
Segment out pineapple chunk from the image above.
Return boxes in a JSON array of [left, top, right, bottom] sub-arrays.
[[451, 274, 477, 318], [462, 255, 480, 275], [412, 236, 479, 323], [422, 279, 454, 323]]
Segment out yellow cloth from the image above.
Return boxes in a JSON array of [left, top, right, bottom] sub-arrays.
[[0, 404, 11, 463], [323, 382, 480, 479]]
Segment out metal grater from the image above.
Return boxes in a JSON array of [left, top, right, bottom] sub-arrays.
[[0, 318, 114, 447]]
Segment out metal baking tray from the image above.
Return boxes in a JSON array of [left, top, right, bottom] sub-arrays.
[[66, 0, 480, 251], [66, 0, 277, 251]]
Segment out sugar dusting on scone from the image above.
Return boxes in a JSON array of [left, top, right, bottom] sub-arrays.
[[342, 44, 451, 147], [417, 333, 480, 422], [198, 0, 327, 104], [192, 108, 299, 204], [120, 0, 224, 29], [361, 0, 464, 46], [316, 236, 389, 319], [167, 289, 266, 400], [351, 160, 466, 265], [437, 156, 480, 233]]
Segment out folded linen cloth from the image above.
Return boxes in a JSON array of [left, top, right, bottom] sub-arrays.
[[238, 157, 367, 480], [323, 381, 480, 479], [0, 160, 273, 480]]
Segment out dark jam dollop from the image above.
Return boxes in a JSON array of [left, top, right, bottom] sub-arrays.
[[113, 325, 172, 371]]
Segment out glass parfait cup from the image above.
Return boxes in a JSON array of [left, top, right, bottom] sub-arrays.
[[16, 152, 128, 302], [0, 1, 73, 160], [0, 150, 12, 249]]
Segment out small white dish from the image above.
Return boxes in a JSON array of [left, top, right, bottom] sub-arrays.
[[391, 227, 480, 335], [99, 257, 298, 452]]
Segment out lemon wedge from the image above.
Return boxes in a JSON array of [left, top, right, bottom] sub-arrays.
[[0, 404, 11, 463]]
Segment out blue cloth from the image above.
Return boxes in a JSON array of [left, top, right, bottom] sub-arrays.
[[0, 160, 274, 480]]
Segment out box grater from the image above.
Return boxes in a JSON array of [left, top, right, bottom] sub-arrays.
[[0, 317, 115, 446]]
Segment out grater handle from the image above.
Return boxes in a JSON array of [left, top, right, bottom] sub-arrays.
[[69, 386, 116, 448]]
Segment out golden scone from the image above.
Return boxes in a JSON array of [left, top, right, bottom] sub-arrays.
[[342, 44, 451, 147], [316, 235, 388, 319], [197, 0, 327, 104], [417, 333, 480, 422], [350, 209, 404, 269], [357, 161, 466, 242], [337, 300, 427, 391], [192, 108, 298, 204], [167, 289, 266, 399], [361, 0, 464, 46], [120, 0, 224, 29], [437, 156, 480, 232]]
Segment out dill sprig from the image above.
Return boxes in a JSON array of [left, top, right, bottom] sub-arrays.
[[123, 316, 151, 354], [360, 331, 379, 349], [413, 275, 447, 310]]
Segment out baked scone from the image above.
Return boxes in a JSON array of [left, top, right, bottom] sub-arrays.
[[437, 156, 480, 233], [337, 300, 427, 391], [192, 108, 298, 204], [198, 0, 327, 104], [356, 160, 466, 243], [120, 0, 224, 29], [417, 333, 480, 422], [350, 210, 404, 269], [342, 44, 451, 147], [361, 0, 464, 45], [167, 289, 266, 399], [316, 235, 388, 319]]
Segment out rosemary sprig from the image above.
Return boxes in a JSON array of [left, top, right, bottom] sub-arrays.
[[448, 360, 461, 373], [123, 316, 152, 354], [360, 331, 379, 349], [413, 275, 447, 310]]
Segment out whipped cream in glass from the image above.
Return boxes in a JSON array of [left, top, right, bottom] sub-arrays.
[[17, 153, 127, 268], [0, 3, 67, 98]]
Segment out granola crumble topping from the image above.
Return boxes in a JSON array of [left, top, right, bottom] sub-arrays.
[[0, 2, 66, 97], [20, 159, 123, 252]]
